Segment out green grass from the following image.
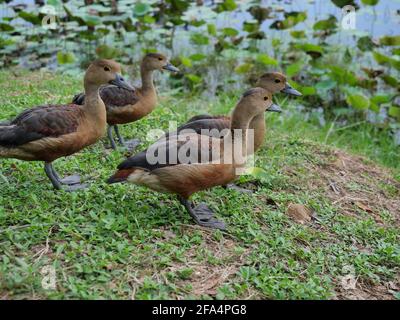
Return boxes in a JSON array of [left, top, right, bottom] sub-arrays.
[[0, 70, 399, 300]]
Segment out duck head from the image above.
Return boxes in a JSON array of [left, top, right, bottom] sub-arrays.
[[85, 59, 134, 90], [256, 72, 302, 96], [143, 53, 180, 73], [240, 87, 282, 117]]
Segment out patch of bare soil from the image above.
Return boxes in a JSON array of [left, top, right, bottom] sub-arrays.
[[297, 149, 400, 226], [166, 226, 248, 299], [128, 226, 249, 299], [283, 147, 399, 300], [334, 276, 399, 300]]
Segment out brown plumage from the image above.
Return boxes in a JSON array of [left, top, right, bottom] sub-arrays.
[[0, 59, 133, 190], [175, 72, 301, 153], [72, 53, 179, 150], [108, 88, 280, 230]]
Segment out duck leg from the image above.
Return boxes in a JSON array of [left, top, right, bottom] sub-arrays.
[[44, 162, 62, 190], [44, 163, 87, 191], [113, 125, 125, 145], [178, 196, 226, 230], [50, 166, 81, 185], [107, 125, 118, 150], [114, 125, 141, 151]]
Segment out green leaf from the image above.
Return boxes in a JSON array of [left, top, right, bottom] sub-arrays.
[[361, 0, 379, 5], [96, 45, 120, 59], [248, 167, 269, 181], [392, 48, 400, 56], [357, 36, 376, 51], [190, 33, 209, 45], [290, 30, 306, 39], [235, 63, 253, 74], [82, 14, 102, 26], [328, 65, 358, 86], [286, 61, 304, 77], [380, 75, 399, 88], [373, 51, 400, 70], [222, 27, 239, 37], [331, 0, 357, 8], [313, 15, 337, 31], [346, 94, 370, 110], [0, 23, 14, 32], [143, 15, 156, 24], [133, 3, 151, 16], [388, 106, 400, 120], [243, 22, 259, 33], [256, 54, 278, 66], [379, 36, 400, 46], [219, 0, 237, 11], [300, 86, 316, 96], [270, 11, 307, 30], [57, 51, 75, 64], [371, 94, 393, 105], [207, 24, 217, 36], [315, 80, 336, 92], [18, 11, 41, 25], [186, 74, 201, 83], [373, 51, 391, 64], [294, 43, 324, 54], [47, 0, 61, 5], [180, 56, 192, 67], [189, 54, 206, 61]]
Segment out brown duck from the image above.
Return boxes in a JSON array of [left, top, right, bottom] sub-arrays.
[[0, 59, 133, 191], [72, 53, 179, 150], [108, 88, 280, 230], [173, 72, 301, 153]]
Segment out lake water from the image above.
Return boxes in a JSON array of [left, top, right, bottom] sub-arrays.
[[2, 0, 399, 38]]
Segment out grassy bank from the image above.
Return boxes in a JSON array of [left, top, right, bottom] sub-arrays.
[[0, 70, 399, 299]]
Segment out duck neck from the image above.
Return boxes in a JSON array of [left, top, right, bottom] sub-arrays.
[[248, 113, 266, 153], [82, 82, 106, 123], [140, 64, 155, 92], [229, 102, 254, 161]]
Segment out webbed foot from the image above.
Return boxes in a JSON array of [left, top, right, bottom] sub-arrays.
[[179, 197, 226, 230]]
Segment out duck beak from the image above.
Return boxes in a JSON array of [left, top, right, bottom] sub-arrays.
[[109, 74, 134, 91], [281, 83, 302, 96], [162, 62, 180, 73], [266, 103, 282, 113]]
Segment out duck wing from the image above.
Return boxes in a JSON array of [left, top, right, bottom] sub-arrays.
[[177, 118, 231, 135], [108, 133, 220, 183], [72, 85, 139, 108], [0, 104, 83, 147], [186, 114, 229, 123], [163, 118, 231, 139]]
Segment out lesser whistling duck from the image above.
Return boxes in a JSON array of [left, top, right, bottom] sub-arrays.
[[175, 72, 301, 153], [0, 59, 133, 191], [107, 88, 280, 230], [72, 53, 179, 150]]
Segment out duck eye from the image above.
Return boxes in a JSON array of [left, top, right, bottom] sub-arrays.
[[158, 57, 163, 61], [274, 79, 281, 83], [264, 96, 268, 101], [104, 66, 111, 72]]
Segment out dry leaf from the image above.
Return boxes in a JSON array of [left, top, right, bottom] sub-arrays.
[[286, 203, 312, 224], [355, 202, 373, 213]]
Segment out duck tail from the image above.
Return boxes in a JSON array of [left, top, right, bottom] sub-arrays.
[[72, 93, 85, 105]]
